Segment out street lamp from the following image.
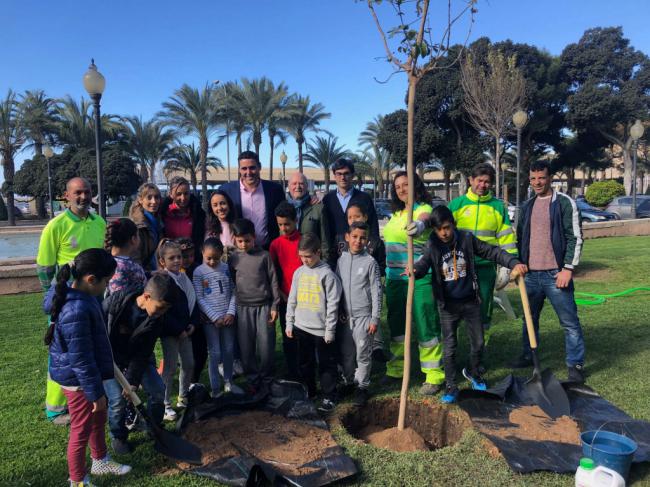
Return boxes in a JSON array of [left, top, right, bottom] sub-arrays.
[[83, 59, 106, 219], [43, 145, 55, 219], [630, 119, 645, 219], [280, 151, 288, 192], [512, 109, 528, 225]]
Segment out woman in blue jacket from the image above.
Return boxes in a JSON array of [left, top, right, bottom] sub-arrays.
[[45, 248, 131, 486]]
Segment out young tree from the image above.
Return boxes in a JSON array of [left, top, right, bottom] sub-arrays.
[[461, 48, 526, 198], [367, 0, 476, 430]]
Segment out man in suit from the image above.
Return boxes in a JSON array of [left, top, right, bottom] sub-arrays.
[[322, 158, 380, 267], [219, 151, 286, 249]]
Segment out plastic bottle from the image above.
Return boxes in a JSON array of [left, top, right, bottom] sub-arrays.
[[575, 457, 626, 487]]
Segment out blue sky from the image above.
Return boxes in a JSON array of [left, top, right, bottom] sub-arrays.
[[2, 0, 649, 179]]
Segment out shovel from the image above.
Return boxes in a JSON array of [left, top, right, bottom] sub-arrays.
[[113, 365, 203, 465], [516, 276, 571, 419]]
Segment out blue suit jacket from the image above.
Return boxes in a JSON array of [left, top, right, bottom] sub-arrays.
[[219, 179, 286, 247]]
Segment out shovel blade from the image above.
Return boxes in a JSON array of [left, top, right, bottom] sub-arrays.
[[525, 368, 571, 419], [150, 422, 203, 465]]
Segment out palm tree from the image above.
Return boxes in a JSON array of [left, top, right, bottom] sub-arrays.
[[55, 96, 122, 149], [159, 83, 221, 209], [284, 95, 331, 172], [351, 151, 376, 192], [359, 114, 391, 197], [303, 135, 350, 191], [163, 142, 224, 193], [228, 77, 288, 179], [122, 116, 176, 182], [18, 90, 58, 217], [0, 90, 26, 226]]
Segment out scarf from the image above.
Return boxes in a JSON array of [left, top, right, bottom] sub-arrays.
[[143, 210, 159, 270], [287, 193, 311, 225]]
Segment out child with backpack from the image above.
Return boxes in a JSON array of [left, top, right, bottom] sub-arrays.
[[44, 248, 131, 486]]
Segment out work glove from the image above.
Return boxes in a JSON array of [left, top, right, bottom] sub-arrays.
[[494, 266, 511, 291], [405, 220, 426, 237]]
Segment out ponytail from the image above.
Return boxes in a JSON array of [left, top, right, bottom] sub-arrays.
[[44, 264, 73, 345]]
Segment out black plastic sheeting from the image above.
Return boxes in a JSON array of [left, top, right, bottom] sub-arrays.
[[458, 374, 650, 473], [177, 380, 358, 486]]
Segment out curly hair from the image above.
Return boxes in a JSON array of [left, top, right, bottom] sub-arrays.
[[104, 218, 138, 251], [390, 171, 432, 212], [205, 190, 236, 238]]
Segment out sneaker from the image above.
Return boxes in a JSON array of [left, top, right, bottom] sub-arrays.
[[419, 382, 442, 396], [70, 475, 97, 486], [233, 360, 245, 377], [462, 368, 487, 391], [440, 385, 459, 404], [352, 388, 369, 407], [163, 406, 177, 421], [224, 381, 244, 395], [176, 397, 188, 409], [509, 354, 533, 369], [371, 348, 390, 363], [218, 362, 224, 378], [317, 398, 336, 413], [110, 437, 131, 455], [568, 364, 586, 384], [51, 413, 71, 426], [90, 456, 132, 476]]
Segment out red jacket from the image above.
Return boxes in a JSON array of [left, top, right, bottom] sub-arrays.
[[269, 230, 302, 297]]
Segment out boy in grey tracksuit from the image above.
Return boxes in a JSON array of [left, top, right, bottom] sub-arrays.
[[336, 221, 382, 406], [285, 232, 342, 413]]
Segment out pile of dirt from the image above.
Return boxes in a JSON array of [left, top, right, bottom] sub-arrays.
[[180, 410, 339, 476], [486, 405, 581, 445], [360, 425, 428, 452]]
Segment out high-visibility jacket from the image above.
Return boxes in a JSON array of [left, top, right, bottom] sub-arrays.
[[448, 189, 517, 265]]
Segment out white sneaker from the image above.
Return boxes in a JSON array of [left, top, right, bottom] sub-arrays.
[[233, 360, 244, 377], [176, 396, 188, 408], [224, 381, 244, 395], [218, 362, 224, 378], [163, 406, 177, 421], [90, 456, 131, 476]]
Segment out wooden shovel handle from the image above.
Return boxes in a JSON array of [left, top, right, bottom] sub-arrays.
[[517, 276, 538, 350], [113, 364, 143, 407]]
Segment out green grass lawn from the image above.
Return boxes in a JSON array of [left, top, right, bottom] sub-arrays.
[[1, 236, 649, 486]]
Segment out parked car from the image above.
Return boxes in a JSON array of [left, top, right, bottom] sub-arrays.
[[374, 199, 392, 220], [605, 195, 650, 219], [576, 199, 619, 223]]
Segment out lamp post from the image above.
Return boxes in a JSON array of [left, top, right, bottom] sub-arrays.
[[43, 145, 55, 220], [82, 59, 106, 219], [512, 109, 528, 225], [280, 151, 288, 192], [630, 119, 645, 219]]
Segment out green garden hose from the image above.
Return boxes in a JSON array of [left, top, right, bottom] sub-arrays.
[[575, 287, 650, 306]]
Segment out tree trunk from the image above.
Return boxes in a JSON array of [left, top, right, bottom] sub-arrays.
[[444, 168, 451, 201], [253, 130, 261, 162], [566, 168, 575, 197], [200, 133, 209, 211], [191, 169, 198, 195], [269, 133, 275, 182], [494, 137, 501, 199], [323, 169, 329, 192], [458, 172, 468, 196], [298, 142, 304, 173], [398, 75, 418, 431], [237, 132, 243, 155], [3, 151, 15, 226], [385, 166, 390, 198], [580, 165, 587, 195], [36, 196, 47, 219]]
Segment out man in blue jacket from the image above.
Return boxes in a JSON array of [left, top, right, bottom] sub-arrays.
[[219, 151, 286, 249], [513, 160, 586, 383]]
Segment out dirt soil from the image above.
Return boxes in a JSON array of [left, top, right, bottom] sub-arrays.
[[485, 405, 581, 445], [360, 425, 428, 452], [180, 410, 339, 476]]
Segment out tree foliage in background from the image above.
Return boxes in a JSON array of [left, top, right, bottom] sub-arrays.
[[122, 116, 176, 182], [560, 27, 650, 195], [585, 180, 625, 207], [163, 142, 223, 193], [303, 135, 351, 191], [0, 90, 25, 226]]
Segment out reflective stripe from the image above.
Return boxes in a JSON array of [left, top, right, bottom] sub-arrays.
[[418, 337, 440, 348], [474, 229, 496, 237], [385, 244, 405, 254], [500, 242, 517, 250], [496, 228, 514, 238], [420, 360, 442, 369], [391, 335, 405, 343], [386, 260, 406, 268]]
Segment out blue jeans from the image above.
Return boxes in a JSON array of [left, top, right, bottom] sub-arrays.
[[521, 270, 585, 367], [104, 361, 165, 440], [204, 322, 236, 395]]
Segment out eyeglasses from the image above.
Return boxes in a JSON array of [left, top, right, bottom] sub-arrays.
[[334, 171, 353, 178]]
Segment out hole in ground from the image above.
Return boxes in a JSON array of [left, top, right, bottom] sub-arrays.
[[339, 397, 472, 453]]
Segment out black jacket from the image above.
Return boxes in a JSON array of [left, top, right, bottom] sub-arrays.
[[414, 230, 520, 309], [219, 179, 286, 247], [160, 194, 206, 262], [103, 286, 163, 387], [322, 189, 380, 248], [161, 279, 199, 337]]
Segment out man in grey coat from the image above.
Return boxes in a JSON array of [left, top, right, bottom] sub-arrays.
[[336, 222, 383, 406]]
